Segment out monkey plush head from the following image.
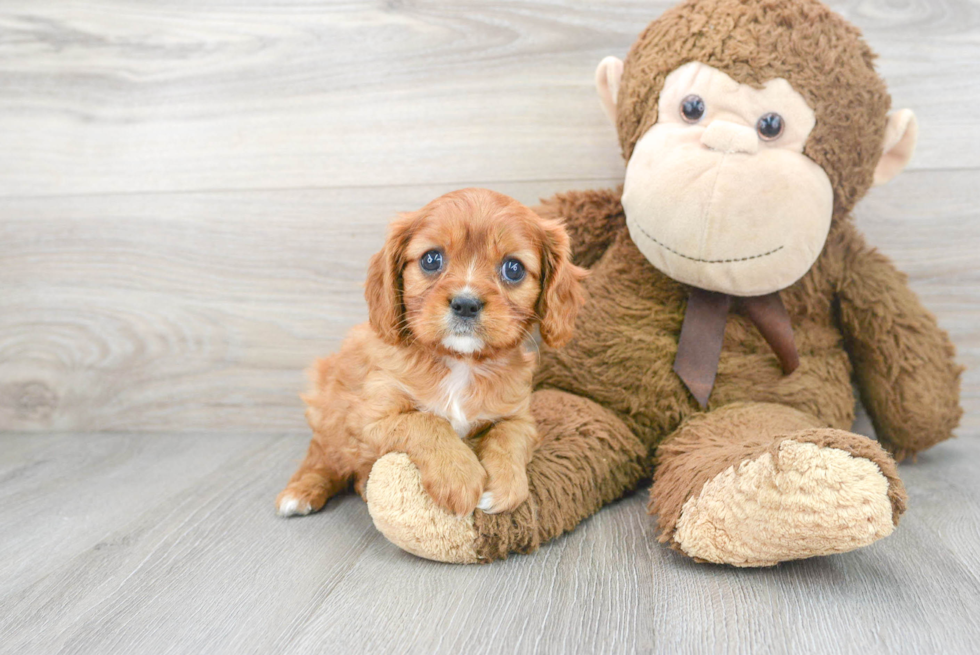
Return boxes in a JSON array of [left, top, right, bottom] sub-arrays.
[[595, 0, 918, 296]]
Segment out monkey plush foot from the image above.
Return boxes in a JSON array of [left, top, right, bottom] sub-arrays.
[[651, 403, 907, 567], [671, 439, 899, 566], [366, 453, 481, 563]]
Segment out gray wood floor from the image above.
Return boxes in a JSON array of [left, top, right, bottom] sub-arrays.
[[2, 421, 980, 654], [1, 0, 979, 653]]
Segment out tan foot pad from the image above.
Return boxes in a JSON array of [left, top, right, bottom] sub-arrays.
[[674, 440, 895, 567], [365, 453, 479, 564]]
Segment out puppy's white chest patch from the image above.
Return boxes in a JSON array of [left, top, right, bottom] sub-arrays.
[[414, 357, 485, 438], [416, 357, 503, 438], [437, 358, 475, 437]]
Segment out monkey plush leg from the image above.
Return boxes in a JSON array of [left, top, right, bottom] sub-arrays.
[[365, 389, 648, 563], [651, 402, 907, 567]]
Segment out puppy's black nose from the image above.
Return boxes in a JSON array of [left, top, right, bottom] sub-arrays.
[[451, 295, 483, 319]]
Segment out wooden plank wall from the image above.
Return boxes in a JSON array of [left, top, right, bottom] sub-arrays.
[[1, 0, 977, 433]]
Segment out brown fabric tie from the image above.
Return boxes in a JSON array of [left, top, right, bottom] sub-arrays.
[[673, 288, 799, 408]]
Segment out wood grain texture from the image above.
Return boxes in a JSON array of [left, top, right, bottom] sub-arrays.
[[0, 0, 978, 201], [0, 0, 978, 432], [1, 430, 978, 655], [0, 1, 979, 652]]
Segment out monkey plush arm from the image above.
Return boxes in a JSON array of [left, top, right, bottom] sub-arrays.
[[534, 187, 626, 268], [837, 226, 962, 460]]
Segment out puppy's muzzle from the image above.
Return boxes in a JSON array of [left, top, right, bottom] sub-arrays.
[[450, 294, 483, 319]]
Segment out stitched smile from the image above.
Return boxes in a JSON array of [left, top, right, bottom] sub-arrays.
[[632, 222, 784, 264]]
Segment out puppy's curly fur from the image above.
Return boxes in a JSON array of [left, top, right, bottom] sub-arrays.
[[276, 188, 587, 517]]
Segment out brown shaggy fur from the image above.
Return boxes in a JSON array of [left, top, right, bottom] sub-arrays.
[[473, 389, 649, 561], [457, 0, 961, 562]]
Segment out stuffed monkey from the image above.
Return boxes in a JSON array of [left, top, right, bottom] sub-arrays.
[[364, 0, 963, 566]]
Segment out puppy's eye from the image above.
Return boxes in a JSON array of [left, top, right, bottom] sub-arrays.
[[680, 95, 705, 123], [500, 258, 525, 283], [757, 112, 784, 141], [419, 249, 443, 273]]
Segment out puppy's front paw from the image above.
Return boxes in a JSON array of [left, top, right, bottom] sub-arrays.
[[419, 451, 486, 517], [478, 469, 529, 514]]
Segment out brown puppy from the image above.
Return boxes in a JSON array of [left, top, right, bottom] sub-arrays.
[[276, 188, 587, 518]]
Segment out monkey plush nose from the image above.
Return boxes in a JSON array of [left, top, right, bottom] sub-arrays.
[[451, 295, 484, 318], [700, 120, 759, 155]]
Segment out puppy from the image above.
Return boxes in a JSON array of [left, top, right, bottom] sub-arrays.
[[276, 188, 587, 518]]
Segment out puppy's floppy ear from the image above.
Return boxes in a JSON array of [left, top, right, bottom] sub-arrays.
[[535, 217, 588, 348], [365, 211, 418, 345]]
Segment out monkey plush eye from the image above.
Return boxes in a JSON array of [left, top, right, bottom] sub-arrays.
[[500, 258, 526, 283], [757, 112, 784, 140], [420, 249, 444, 273], [680, 95, 705, 123]]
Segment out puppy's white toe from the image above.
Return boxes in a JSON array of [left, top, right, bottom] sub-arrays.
[[277, 495, 312, 517], [477, 492, 495, 513]]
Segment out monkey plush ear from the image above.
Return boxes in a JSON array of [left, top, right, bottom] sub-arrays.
[[595, 56, 624, 124], [874, 109, 918, 186]]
